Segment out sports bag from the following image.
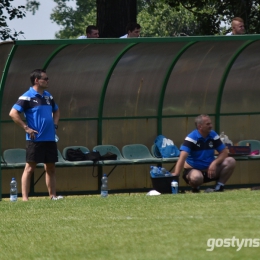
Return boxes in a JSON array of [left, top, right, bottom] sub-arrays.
[[66, 148, 87, 161], [85, 151, 101, 162], [100, 152, 117, 160], [154, 135, 180, 158]]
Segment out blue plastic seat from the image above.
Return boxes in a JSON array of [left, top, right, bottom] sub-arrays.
[[3, 148, 26, 168], [122, 144, 162, 163], [55, 149, 75, 167]]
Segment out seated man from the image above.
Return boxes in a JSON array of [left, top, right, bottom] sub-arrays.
[[78, 25, 99, 39], [172, 114, 236, 192], [120, 22, 141, 38]]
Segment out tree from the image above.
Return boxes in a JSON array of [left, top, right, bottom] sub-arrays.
[[159, 0, 260, 35], [25, 0, 96, 39], [26, 0, 260, 38], [137, 2, 198, 37], [26, 0, 137, 38], [50, 0, 96, 39], [0, 0, 26, 40]]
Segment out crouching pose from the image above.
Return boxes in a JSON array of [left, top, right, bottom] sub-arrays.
[[172, 114, 236, 192]]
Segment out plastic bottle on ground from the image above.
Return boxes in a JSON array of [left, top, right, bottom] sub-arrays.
[[101, 174, 108, 197], [171, 180, 178, 194], [10, 177, 18, 202]]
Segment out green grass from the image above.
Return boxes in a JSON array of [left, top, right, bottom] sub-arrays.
[[0, 190, 260, 260]]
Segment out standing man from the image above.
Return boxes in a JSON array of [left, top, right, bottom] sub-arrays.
[[171, 114, 236, 193], [9, 69, 63, 201], [78, 25, 99, 39], [120, 22, 141, 38], [226, 17, 245, 35]]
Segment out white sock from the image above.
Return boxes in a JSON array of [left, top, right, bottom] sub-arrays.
[[215, 182, 224, 190]]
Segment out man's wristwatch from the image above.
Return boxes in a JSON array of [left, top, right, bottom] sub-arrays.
[[54, 124, 58, 130]]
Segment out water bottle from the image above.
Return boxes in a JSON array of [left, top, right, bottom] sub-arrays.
[[220, 132, 225, 144], [164, 171, 171, 177], [101, 174, 108, 197], [160, 167, 171, 176], [55, 134, 59, 142], [150, 166, 159, 174], [10, 177, 18, 202], [171, 180, 178, 194]]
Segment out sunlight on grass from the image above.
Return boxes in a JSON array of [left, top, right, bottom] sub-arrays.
[[0, 190, 260, 259]]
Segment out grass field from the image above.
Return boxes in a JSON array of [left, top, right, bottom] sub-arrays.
[[0, 189, 260, 260]]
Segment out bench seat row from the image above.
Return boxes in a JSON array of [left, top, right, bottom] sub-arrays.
[[1, 144, 180, 169]]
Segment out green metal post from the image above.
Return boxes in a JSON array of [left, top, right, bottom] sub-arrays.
[[157, 41, 197, 134], [0, 45, 18, 201], [97, 43, 138, 191], [215, 40, 255, 132], [42, 44, 69, 70]]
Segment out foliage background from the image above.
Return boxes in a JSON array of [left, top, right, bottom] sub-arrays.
[[1, 1, 260, 40]]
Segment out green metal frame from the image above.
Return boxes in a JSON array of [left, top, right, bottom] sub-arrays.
[[157, 41, 197, 134], [97, 43, 138, 190], [42, 44, 70, 70], [215, 40, 256, 132], [97, 43, 138, 144]]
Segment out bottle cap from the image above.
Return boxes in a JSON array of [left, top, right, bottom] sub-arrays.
[[103, 174, 107, 177], [171, 181, 178, 187]]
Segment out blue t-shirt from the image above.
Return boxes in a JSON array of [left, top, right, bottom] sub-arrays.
[[13, 87, 58, 142], [180, 129, 225, 169]]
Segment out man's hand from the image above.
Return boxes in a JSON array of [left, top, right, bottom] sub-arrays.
[[207, 161, 217, 179], [24, 126, 38, 140], [171, 172, 180, 177]]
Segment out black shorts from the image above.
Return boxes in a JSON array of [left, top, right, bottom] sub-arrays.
[[26, 141, 58, 163], [182, 168, 217, 184]]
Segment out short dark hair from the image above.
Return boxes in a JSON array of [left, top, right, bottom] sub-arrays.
[[126, 22, 141, 33], [86, 25, 98, 35], [30, 69, 46, 85], [195, 114, 210, 128]]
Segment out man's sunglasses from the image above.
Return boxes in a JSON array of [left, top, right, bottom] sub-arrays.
[[40, 77, 49, 81]]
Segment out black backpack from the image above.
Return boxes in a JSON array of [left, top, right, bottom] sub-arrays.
[[66, 148, 102, 162], [100, 152, 117, 160], [85, 151, 102, 162], [66, 148, 87, 161]]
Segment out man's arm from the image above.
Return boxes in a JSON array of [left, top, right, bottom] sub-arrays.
[[9, 108, 28, 129], [215, 147, 229, 164], [171, 151, 189, 176], [53, 108, 60, 126], [9, 108, 38, 138], [207, 147, 229, 178]]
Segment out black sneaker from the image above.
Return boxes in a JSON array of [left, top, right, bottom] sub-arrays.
[[204, 186, 224, 193]]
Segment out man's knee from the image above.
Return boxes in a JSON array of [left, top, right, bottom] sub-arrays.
[[45, 163, 56, 174], [24, 163, 36, 174], [188, 170, 203, 186], [223, 157, 236, 169]]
